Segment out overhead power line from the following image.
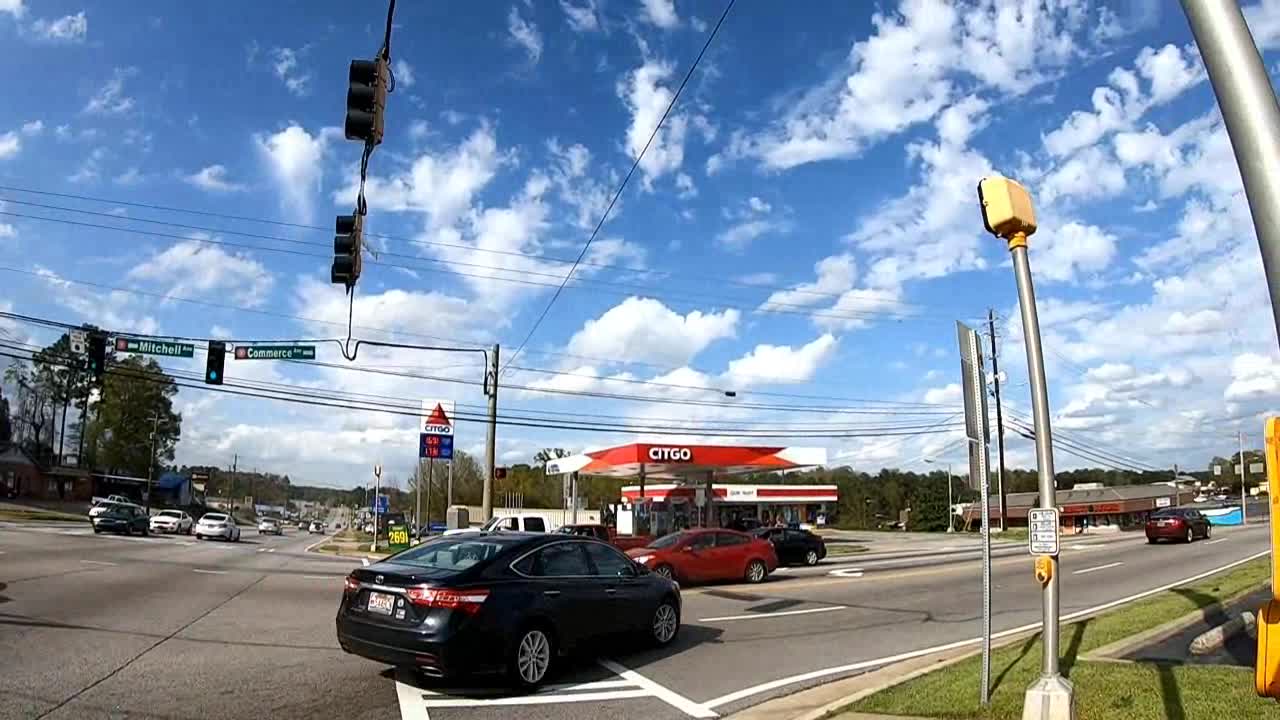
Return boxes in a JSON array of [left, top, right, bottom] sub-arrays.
[[502, 0, 737, 372]]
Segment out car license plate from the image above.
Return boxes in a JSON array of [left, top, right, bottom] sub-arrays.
[[367, 592, 395, 615]]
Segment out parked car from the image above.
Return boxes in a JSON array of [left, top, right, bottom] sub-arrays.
[[149, 509, 193, 535], [195, 513, 241, 542], [726, 517, 765, 532], [88, 495, 136, 518], [336, 533, 680, 689], [258, 518, 283, 535], [92, 504, 150, 536], [309, 521, 326, 534], [444, 513, 553, 536], [753, 527, 827, 566], [554, 523, 653, 551], [626, 529, 778, 584], [1146, 508, 1211, 543]]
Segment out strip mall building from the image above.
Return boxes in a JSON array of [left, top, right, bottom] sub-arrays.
[[547, 443, 836, 537]]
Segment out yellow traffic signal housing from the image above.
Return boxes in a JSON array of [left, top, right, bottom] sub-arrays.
[[1257, 417, 1280, 699], [977, 176, 1037, 240]]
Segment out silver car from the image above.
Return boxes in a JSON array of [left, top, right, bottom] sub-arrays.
[[195, 513, 241, 542], [257, 518, 283, 535]]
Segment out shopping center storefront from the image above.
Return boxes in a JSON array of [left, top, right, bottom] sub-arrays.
[[959, 483, 1180, 532], [546, 443, 829, 536]]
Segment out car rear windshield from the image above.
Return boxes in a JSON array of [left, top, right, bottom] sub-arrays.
[[649, 531, 690, 549], [1150, 509, 1181, 518], [391, 538, 509, 571], [202, 514, 227, 522], [157, 511, 182, 518]]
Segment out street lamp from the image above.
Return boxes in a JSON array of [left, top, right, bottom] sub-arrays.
[[924, 458, 955, 533]]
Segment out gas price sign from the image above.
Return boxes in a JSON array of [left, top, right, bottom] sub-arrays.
[[419, 433, 454, 460]]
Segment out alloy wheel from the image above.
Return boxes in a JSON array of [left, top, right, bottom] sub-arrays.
[[516, 630, 551, 685], [654, 565, 674, 580], [653, 603, 678, 644], [747, 560, 766, 583], [805, 550, 819, 566]]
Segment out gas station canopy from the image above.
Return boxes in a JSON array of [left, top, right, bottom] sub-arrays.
[[544, 443, 826, 479]]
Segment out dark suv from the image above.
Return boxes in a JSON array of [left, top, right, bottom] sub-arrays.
[[1145, 508, 1211, 543]]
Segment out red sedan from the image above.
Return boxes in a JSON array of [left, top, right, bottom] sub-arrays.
[[626, 529, 778, 584], [1145, 508, 1211, 543]]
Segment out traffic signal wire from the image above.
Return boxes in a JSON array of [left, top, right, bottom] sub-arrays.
[[1003, 415, 1157, 473], [501, 0, 738, 373], [0, 208, 957, 328], [0, 184, 959, 315]]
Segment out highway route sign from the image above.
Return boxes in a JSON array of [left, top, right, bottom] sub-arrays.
[[234, 345, 316, 360], [419, 433, 453, 460], [1028, 508, 1060, 556], [421, 400, 455, 436], [115, 337, 195, 358]]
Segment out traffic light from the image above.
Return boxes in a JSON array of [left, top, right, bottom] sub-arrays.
[[87, 333, 106, 378], [345, 57, 389, 145], [332, 213, 364, 289], [205, 341, 226, 385]]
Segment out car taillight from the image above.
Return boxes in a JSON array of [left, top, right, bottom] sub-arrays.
[[404, 586, 490, 614], [343, 575, 360, 593]]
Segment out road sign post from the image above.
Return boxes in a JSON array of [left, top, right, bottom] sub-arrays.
[[958, 321, 993, 706], [1258, 418, 1280, 698], [372, 464, 382, 553]]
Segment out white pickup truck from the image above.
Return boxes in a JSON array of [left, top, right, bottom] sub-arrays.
[[443, 513, 556, 536], [88, 495, 137, 518]]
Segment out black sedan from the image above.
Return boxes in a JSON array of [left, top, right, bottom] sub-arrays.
[[92, 504, 150, 536], [336, 533, 681, 689], [753, 527, 826, 566]]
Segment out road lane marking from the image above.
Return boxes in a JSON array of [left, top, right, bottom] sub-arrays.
[[1206, 538, 1227, 545], [827, 567, 864, 578], [702, 549, 1270, 710], [267, 548, 275, 552], [257, 548, 267, 552], [599, 658, 718, 718], [79, 560, 117, 566], [421, 690, 650, 708], [700, 605, 848, 623], [1073, 561, 1124, 575], [191, 569, 227, 575], [361, 558, 370, 566]]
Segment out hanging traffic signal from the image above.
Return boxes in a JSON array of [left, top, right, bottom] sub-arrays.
[[87, 333, 106, 379], [205, 341, 226, 385], [345, 57, 389, 145], [332, 213, 364, 289]]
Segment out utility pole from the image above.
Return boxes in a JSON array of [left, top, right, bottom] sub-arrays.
[[229, 453, 238, 517], [988, 309, 1008, 532], [415, 458, 423, 535], [1240, 431, 1249, 524], [482, 344, 499, 522], [1174, 463, 1181, 506], [145, 413, 159, 516]]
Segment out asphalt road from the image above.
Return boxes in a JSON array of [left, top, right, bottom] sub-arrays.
[[0, 516, 1269, 720]]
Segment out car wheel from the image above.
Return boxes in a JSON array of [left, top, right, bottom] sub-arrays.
[[805, 549, 820, 566], [509, 626, 554, 689], [650, 599, 680, 647], [1204, 525, 1212, 540], [93, 527, 101, 534], [1185, 527, 1194, 543], [653, 564, 675, 582], [745, 559, 768, 584], [124, 524, 133, 536]]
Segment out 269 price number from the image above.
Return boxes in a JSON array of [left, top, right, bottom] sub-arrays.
[[388, 526, 410, 546]]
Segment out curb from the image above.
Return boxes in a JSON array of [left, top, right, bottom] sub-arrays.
[[1190, 611, 1257, 654]]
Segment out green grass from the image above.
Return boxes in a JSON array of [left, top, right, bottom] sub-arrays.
[[0, 508, 88, 522], [850, 558, 1272, 720], [992, 528, 1028, 544]]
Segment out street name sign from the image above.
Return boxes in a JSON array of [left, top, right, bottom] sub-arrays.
[[234, 345, 317, 360], [1028, 508, 1060, 556], [115, 337, 195, 358]]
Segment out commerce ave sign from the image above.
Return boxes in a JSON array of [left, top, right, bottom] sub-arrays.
[[234, 345, 316, 360]]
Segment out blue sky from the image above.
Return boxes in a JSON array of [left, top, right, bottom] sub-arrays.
[[2, 0, 1280, 489]]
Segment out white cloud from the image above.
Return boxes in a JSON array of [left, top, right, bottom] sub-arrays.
[[561, 0, 599, 32], [814, 286, 909, 331], [618, 60, 689, 188], [761, 254, 855, 309], [1225, 353, 1280, 402], [30, 11, 86, 42], [272, 47, 311, 96], [566, 297, 739, 367], [129, 240, 274, 306], [0, 131, 19, 160], [1030, 221, 1117, 283], [394, 59, 415, 88], [923, 383, 962, 404], [736, 272, 779, 286], [68, 146, 105, 183], [508, 7, 543, 64], [20, 120, 42, 135], [255, 124, 332, 220], [1039, 146, 1127, 203], [0, 223, 15, 240], [717, 219, 787, 252], [725, 334, 839, 385], [113, 167, 142, 186], [0, 0, 24, 19], [84, 68, 135, 115], [33, 265, 160, 336], [675, 172, 697, 199], [185, 164, 246, 193], [640, 0, 679, 28]]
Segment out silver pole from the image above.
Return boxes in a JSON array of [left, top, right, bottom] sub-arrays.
[[482, 345, 499, 522], [447, 459, 453, 509], [947, 462, 954, 533], [1241, 431, 1248, 524], [1180, 0, 1280, 345]]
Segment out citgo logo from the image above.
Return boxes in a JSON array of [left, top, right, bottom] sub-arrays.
[[648, 447, 693, 462]]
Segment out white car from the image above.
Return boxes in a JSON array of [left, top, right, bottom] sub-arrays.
[[258, 518, 283, 535], [150, 509, 193, 534], [195, 513, 241, 542], [443, 513, 552, 536], [88, 496, 136, 518]]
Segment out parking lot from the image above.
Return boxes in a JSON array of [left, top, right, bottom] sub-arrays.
[[0, 518, 1270, 720]]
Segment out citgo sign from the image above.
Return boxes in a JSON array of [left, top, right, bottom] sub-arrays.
[[648, 447, 693, 462]]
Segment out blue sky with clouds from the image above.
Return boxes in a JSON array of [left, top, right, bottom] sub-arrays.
[[2, 0, 1280, 488]]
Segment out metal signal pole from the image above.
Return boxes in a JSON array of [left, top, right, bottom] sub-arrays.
[[988, 309, 1009, 532]]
